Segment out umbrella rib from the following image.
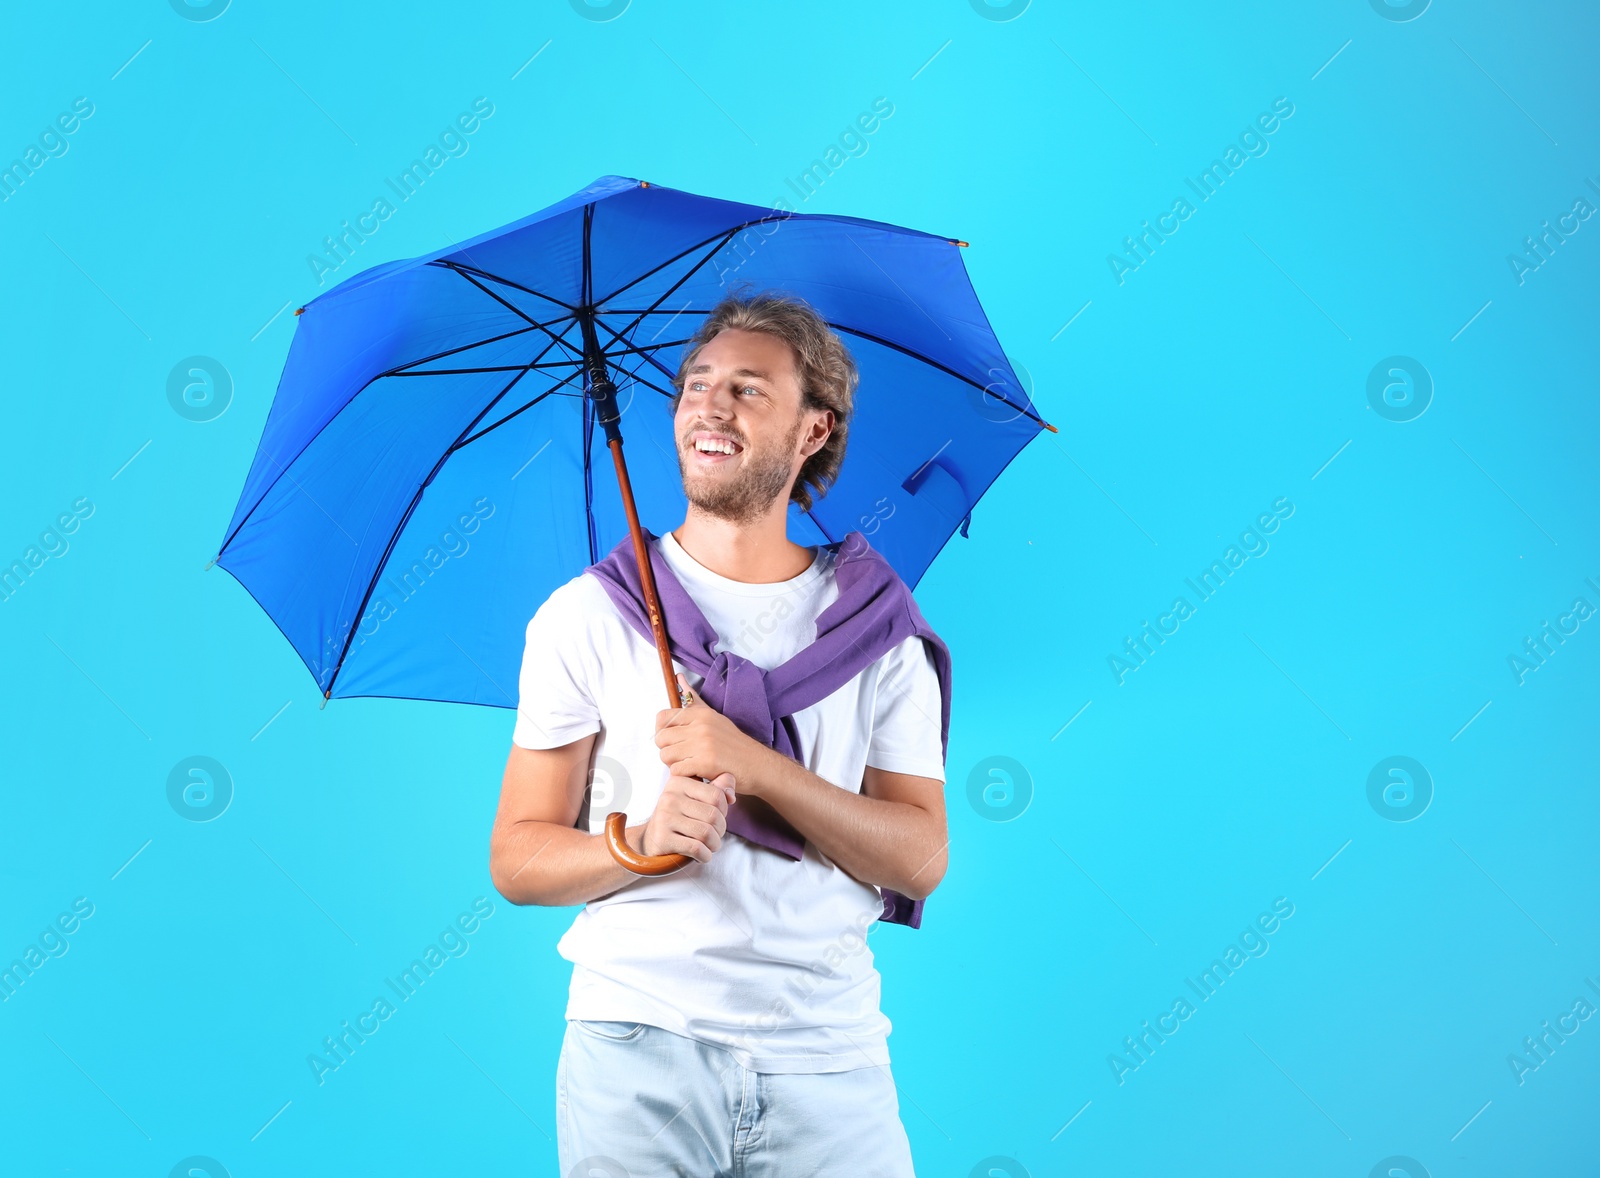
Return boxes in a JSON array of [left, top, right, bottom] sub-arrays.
[[605, 333, 695, 357], [598, 308, 716, 315], [218, 373, 393, 556], [381, 322, 552, 377], [217, 330, 575, 558], [591, 318, 687, 384], [426, 259, 579, 312], [597, 309, 682, 399], [825, 321, 1047, 429], [324, 362, 538, 698], [388, 360, 585, 377], [599, 227, 746, 343], [449, 366, 587, 451], [597, 323, 693, 351], [435, 263, 587, 360], [383, 326, 579, 387], [579, 209, 1043, 428], [594, 214, 793, 307], [608, 352, 677, 401], [445, 267, 547, 328], [593, 206, 960, 310], [592, 323, 696, 352], [441, 264, 579, 340], [593, 317, 1042, 427]]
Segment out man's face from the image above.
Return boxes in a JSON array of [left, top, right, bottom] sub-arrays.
[[673, 328, 830, 525]]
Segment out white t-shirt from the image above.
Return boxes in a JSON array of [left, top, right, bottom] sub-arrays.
[[511, 530, 946, 1073]]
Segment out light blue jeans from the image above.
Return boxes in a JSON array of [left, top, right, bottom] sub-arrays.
[[556, 1018, 918, 1176]]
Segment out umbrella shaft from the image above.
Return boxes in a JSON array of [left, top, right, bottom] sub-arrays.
[[601, 434, 696, 877]]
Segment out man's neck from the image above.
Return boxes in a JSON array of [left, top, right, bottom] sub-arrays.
[[671, 507, 816, 585]]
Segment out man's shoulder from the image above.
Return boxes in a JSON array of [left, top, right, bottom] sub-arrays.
[[530, 570, 625, 634], [837, 533, 949, 683], [833, 532, 938, 630]]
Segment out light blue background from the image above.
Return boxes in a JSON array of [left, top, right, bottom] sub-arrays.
[[2, 2, 1596, 1174]]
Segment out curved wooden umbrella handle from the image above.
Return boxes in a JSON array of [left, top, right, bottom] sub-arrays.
[[603, 810, 693, 876], [596, 424, 695, 877]]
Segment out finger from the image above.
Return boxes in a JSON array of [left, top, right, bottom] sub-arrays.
[[655, 824, 706, 863], [672, 796, 724, 828], [652, 819, 710, 863], [655, 726, 693, 758], [671, 833, 711, 864], [676, 672, 702, 707], [671, 807, 723, 844], [673, 776, 731, 808], [655, 717, 691, 743], [669, 781, 727, 818], [664, 815, 720, 859], [713, 771, 736, 802]]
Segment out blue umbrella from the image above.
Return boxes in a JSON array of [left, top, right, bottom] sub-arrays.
[[213, 173, 1053, 866]]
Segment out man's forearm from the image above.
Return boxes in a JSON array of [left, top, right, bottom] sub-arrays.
[[491, 819, 650, 907], [742, 745, 943, 900]]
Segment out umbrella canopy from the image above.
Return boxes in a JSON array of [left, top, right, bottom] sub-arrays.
[[214, 174, 1051, 709]]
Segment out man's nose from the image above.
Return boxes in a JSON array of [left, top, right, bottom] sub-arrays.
[[699, 382, 739, 417]]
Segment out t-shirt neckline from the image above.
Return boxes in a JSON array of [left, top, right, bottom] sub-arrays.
[[657, 530, 827, 599]]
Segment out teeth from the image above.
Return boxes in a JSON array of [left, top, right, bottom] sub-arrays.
[[695, 438, 737, 455]]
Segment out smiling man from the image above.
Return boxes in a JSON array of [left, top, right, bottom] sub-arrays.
[[489, 290, 951, 1174]]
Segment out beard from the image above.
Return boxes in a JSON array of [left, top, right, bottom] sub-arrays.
[[677, 413, 803, 525]]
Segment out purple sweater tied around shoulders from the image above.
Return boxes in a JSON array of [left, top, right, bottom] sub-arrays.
[[585, 528, 952, 929]]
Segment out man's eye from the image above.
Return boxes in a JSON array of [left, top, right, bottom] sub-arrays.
[[685, 379, 758, 395]]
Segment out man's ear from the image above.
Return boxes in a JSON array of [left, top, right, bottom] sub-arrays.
[[802, 409, 835, 458]]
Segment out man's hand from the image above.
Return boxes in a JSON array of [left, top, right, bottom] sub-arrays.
[[654, 674, 769, 795], [640, 772, 736, 863]]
